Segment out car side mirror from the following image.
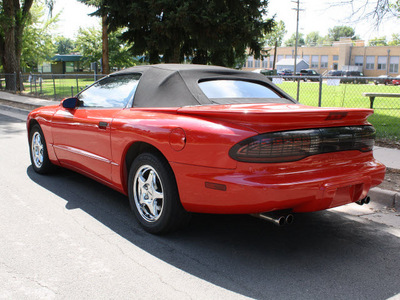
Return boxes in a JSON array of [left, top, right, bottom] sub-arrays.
[[62, 97, 79, 109]]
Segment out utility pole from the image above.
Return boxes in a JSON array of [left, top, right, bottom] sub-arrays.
[[291, 0, 303, 75], [292, 0, 304, 102]]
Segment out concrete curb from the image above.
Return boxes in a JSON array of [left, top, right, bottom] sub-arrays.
[[0, 98, 39, 111], [369, 187, 400, 210], [0, 91, 59, 111]]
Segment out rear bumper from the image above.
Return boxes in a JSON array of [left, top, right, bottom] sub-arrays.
[[172, 151, 386, 214]]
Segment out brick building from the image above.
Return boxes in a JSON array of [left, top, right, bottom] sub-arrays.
[[243, 37, 400, 77]]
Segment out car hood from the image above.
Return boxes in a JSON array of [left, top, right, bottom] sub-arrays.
[[177, 103, 373, 133]]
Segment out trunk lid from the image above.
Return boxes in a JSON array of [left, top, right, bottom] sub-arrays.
[[177, 103, 373, 133]]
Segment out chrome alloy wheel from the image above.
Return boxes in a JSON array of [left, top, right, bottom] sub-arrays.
[[31, 131, 44, 169], [133, 165, 164, 222]]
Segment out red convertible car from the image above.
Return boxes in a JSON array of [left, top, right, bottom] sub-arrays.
[[27, 64, 385, 233]]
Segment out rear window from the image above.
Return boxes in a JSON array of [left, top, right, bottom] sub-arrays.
[[199, 80, 281, 100]]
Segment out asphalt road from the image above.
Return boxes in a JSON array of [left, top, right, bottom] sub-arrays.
[[1, 109, 400, 300]]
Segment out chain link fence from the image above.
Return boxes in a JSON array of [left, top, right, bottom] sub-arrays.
[[0, 73, 399, 141], [271, 75, 400, 141], [0, 73, 104, 100]]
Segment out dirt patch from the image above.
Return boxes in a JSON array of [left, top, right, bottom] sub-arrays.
[[379, 168, 400, 193], [376, 139, 400, 150]]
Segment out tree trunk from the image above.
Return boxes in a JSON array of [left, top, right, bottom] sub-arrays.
[[273, 40, 278, 70], [1, 0, 34, 91], [102, 14, 110, 74], [170, 45, 181, 63]]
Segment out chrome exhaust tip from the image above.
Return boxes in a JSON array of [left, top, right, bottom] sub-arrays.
[[285, 214, 294, 225], [252, 213, 294, 226], [356, 196, 371, 205]]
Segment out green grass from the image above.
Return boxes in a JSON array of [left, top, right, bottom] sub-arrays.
[[277, 81, 400, 141], [23, 78, 95, 100]]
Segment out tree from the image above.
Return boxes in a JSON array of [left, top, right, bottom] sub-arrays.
[[55, 36, 75, 54], [100, 0, 274, 67], [263, 20, 286, 69], [0, 0, 34, 90], [389, 33, 400, 45], [74, 25, 135, 69], [368, 36, 388, 46], [284, 33, 305, 47], [305, 32, 322, 46], [74, 27, 102, 66], [78, 0, 109, 74], [331, 1, 399, 27], [327, 25, 358, 41], [21, 2, 57, 71]]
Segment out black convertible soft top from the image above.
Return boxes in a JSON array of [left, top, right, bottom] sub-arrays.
[[111, 64, 295, 108]]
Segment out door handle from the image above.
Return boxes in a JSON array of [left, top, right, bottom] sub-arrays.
[[99, 121, 108, 129]]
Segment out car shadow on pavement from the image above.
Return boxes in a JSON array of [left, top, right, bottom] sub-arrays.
[[27, 166, 400, 300]]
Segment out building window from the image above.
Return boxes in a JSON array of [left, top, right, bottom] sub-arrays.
[[377, 56, 387, 70], [268, 55, 274, 68], [262, 59, 268, 68], [254, 59, 260, 68], [285, 55, 293, 59], [302, 55, 310, 64], [389, 56, 399, 73], [320, 55, 328, 68], [277, 55, 284, 62], [66, 62, 75, 73], [333, 55, 339, 61], [354, 56, 363, 67], [311, 55, 319, 68], [247, 56, 254, 68], [366, 56, 375, 70]]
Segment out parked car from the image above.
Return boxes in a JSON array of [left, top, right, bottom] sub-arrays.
[[260, 68, 277, 80], [327, 70, 343, 76], [373, 75, 393, 85], [299, 69, 320, 81], [341, 71, 368, 84], [392, 75, 400, 85], [277, 69, 293, 76], [27, 64, 385, 233]]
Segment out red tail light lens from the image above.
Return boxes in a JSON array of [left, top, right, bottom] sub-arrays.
[[229, 126, 375, 163]]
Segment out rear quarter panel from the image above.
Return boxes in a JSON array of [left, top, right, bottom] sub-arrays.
[[110, 108, 258, 191]]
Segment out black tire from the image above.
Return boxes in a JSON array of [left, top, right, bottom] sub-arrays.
[[128, 152, 191, 234], [29, 125, 54, 174]]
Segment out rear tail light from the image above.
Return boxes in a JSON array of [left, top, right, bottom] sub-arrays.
[[229, 126, 375, 163]]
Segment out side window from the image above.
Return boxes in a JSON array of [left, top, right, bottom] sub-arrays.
[[78, 74, 141, 108]]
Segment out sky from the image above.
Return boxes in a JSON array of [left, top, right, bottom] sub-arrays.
[[52, 0, 398, 42], [52, 0, 99, 38], [267, 0, 399, 41]]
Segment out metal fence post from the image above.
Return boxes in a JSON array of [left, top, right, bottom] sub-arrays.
[[296, 78, 300, 102], [76, 75, 79, 93], [318, 75, 323, 107], [14, 73, 17, 93], [34, 75, 37, 95], [52, 75, 57, 100]]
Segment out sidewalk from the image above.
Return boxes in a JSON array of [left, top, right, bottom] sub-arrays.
[[0, 91, 59, 111], [0, 90, 399, 209]]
